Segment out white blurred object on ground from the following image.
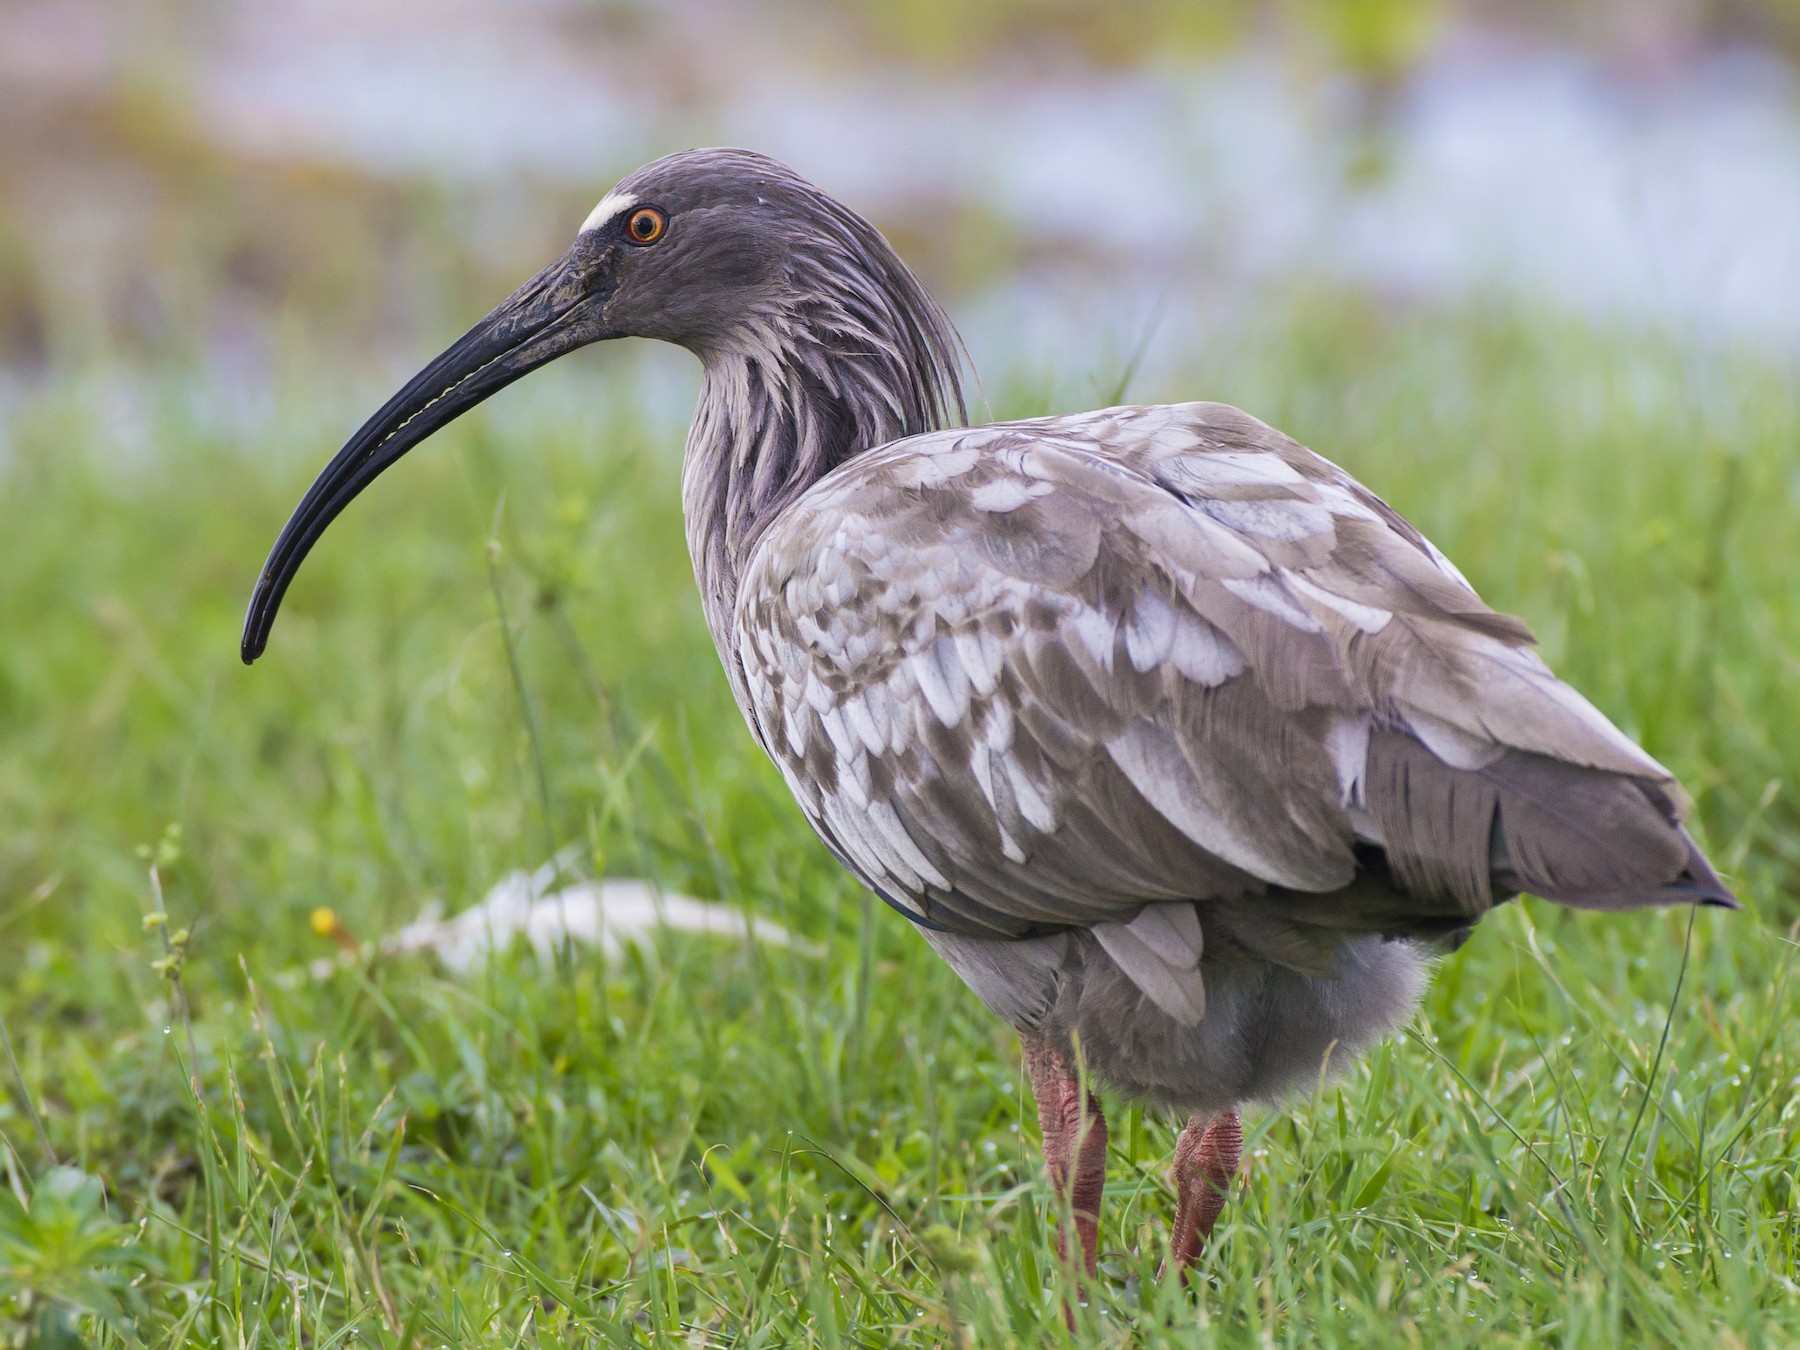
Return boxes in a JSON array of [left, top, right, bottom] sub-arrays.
[[309, 857, 820, 979]]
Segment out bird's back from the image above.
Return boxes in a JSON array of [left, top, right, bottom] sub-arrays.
[[730, 401, 1731, 1099]]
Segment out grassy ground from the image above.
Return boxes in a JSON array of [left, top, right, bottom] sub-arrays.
[[1, 297, 1797, 1346]]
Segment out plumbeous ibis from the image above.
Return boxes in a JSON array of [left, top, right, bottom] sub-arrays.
[[242, 149, 1735, 1276]]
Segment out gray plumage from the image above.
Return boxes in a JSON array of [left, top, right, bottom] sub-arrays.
[[590, 150, 1728, 1123], [731, 395, 1730, 1109], [243, 150, 1736, 1250], [615, 149, 1732, 1112]]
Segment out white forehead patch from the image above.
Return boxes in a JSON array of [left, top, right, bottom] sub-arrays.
[[580, 190, 638, 235]]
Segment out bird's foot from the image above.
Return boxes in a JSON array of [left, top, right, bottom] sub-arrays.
[[1163, 1107, 1241, 1279]]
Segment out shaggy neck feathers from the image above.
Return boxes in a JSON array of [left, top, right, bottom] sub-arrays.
[[680, 249, 964, 653]]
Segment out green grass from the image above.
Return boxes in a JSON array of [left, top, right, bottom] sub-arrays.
[[1, 297, 1797, 1346]]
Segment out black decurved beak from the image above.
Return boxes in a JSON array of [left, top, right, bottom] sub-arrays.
[[241, 246, 616, 664]]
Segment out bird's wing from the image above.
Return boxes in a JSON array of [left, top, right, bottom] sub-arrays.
[[735, 401, 1730, 997]]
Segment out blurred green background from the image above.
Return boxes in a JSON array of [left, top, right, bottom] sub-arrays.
[[2, 1, 1800, 1345]]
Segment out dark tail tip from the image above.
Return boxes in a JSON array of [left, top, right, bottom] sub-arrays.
[[1678, 830, 1739, 909]]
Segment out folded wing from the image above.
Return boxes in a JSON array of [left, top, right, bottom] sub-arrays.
[[735, 402, 1733, 1020]]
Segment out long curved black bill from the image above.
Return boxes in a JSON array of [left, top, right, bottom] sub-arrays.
[[241, 249, 615, 663]]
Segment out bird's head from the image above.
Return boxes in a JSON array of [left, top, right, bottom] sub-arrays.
[[239, 147, 960, 663]]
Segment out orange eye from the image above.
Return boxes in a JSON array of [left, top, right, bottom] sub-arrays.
[[625, 207, 666, 244]]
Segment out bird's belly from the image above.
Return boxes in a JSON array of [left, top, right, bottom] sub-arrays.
[[1061, 932, 1429, 1114], [927, 924, 1430, 1116]]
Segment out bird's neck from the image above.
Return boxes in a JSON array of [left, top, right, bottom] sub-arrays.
[[680, 345, 932, 658]]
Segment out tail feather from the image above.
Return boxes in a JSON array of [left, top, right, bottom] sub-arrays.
[[1366, 727, 1737, 916], [1515, 823, 1738, 911]]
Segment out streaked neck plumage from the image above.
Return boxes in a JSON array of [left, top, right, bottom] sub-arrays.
[[679, 264, 965, 661]]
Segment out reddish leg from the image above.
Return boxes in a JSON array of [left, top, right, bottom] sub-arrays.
[[1165, 1108, 1241, 1276], [1023, 1035, 1108, 1277]]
